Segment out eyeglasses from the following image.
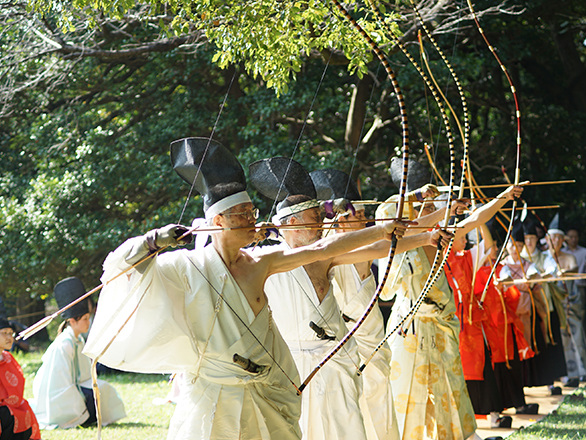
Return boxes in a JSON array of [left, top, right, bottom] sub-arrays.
[[0, 330, 14, 338], [221, 207, 260, 221]]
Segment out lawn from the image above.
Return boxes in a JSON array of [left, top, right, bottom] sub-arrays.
[[509, 387, 586, 440], [15, 350, 175, 440], [14, 347, 586, 440]]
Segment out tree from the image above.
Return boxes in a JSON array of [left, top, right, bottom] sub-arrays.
[[1, 0, 585, 327]]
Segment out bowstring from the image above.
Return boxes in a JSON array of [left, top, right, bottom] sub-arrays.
[[431, 0, 465, 185], [172, 53, 289, 383], [177, 68, 238, 225], [268, 47, 378, 371], [267, 50, 333, 219]]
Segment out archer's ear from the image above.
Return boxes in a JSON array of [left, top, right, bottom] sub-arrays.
[[212, 214, 224, 227]]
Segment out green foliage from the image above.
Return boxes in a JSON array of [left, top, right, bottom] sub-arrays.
[[1, 0, 586, 322], [23, 0, 401, 95]]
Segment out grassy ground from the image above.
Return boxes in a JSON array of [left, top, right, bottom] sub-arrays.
[[15, 347, 586, 440], [509, 387, 586, 440], [15, 350, 175, 440]]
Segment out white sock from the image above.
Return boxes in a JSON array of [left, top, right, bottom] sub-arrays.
[[490, 411, 500, 428]]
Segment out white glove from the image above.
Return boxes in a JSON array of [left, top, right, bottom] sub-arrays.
[[124, 224, 192, 268], [154, 224, 193, 248]]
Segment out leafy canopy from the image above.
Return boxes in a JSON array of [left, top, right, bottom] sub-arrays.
[[26, 0, 400, 94]]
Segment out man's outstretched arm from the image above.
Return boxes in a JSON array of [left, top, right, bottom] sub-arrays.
[[331, 229, 452, 267], [453, 184, 524, 240], [258, 220, 412, 276]]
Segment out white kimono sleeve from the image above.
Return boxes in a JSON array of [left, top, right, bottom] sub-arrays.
[[84, 237, 199, 373]]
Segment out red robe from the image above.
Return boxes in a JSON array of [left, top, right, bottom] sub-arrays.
[[446, 250, 487, 381], [474, 265, 534, 365], [0, 351, 40, 439]]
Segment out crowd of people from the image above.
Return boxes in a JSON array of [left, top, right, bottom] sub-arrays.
[[3, 139, 583, 440]]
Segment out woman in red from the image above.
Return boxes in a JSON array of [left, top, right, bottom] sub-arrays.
[[0, 318, 40, 440], [481, 234, 538, 415]]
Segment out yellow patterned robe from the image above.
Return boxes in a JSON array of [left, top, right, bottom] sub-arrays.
[[384, 248, 476, 440]]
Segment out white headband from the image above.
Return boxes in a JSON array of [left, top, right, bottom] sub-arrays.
[[205, 191, 252, 221], [273, 199, 320, 225], [548, 228, 565, 236]]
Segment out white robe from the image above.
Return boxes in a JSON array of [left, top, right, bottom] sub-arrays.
[[262, 243, 366, 440], [84, 239, 301, 440], [332, 264, 398, 440], [543, 250, 586, 378], [31, 326, 126, 429]]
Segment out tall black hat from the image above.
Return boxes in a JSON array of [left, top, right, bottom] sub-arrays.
[[170, 137, 250, 220], [54, 277, 89, 320], [389, 157, 429, 193], [0, 318, 13, 331], [512, 220, 525, 243], [250, 157, 316, 202], [522, 212, 540, 237], [548, 213, 565, 236], [249, 157, 319, 223], [309, 169, 361, 202]]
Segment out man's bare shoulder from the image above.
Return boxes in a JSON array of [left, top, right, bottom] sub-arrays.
[[237, 245, 287, 280], [558, 250, 578, 269], [245, 242, 284, 257]]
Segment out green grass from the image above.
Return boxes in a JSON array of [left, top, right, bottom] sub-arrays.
[[16, 347, 586, 440], [509, 387, 586, 440], [15, 351, 175, 440]]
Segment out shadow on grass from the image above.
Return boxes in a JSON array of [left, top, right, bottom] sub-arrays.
[[103, 421, 167, 429], [103, 372, 170, 384]]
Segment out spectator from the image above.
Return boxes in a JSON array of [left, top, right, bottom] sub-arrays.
[[31, 277, 126, 429], [0, 318, 40, 440], [564, 227, 586, 331]]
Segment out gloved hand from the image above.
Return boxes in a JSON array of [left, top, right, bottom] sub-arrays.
[[253, 222, 279, 243], [321, 198, 355, 219], [409, 183, 440, 201], [450, 200, 469, 217], [124, 224, 192, 269], [154, 224, 193, 248]]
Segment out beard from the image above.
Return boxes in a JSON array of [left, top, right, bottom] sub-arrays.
[[296, 229, 322, 247]]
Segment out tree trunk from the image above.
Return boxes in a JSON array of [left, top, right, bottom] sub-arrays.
[[345, 74, 375, 152], [550, 20, 586, 112]]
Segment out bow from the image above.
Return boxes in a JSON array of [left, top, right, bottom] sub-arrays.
[[297, 0, 410, 393], [466, 0, 523, 309], [417, 2, 521, 318], [411, 1, 484, 327], [354, 0, 460, 373]]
